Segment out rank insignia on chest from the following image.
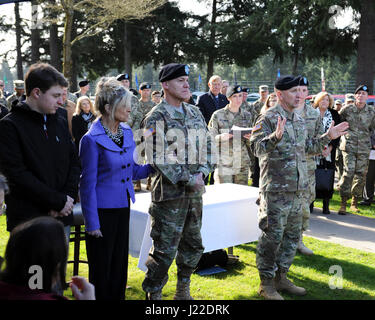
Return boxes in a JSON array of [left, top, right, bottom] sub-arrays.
[[252, 123, 262, 133]]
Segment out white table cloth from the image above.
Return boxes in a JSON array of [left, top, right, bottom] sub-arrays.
[[129, 183, 261, 271]]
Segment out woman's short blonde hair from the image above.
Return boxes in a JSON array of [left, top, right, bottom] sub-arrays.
[[313, 91, 334, 109], [74, 96, 95, 116], [94, 77, 131, 120]]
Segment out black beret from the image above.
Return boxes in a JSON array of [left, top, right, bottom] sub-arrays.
[[226, 85, 243, 98], [354, 84, 369, 94], [241, 87, 250, 93], [79, 80, 89, 87], [159, 63, 190, 82], [116, 73, 130, 81], [297, 75, 309, 86], [275, 75, 300, 91], [140, 82, 151, 90], [129, 88, 139, 96]]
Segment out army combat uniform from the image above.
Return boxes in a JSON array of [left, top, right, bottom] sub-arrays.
[[142, 100, 214, 295], [338, 103, 375, 208], [295, 104, 324, 232], [250, 104, 329, 281], [208, 105, 253, 184]]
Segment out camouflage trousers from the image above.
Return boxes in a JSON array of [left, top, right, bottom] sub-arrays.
[[256, 191, 303, 279], [142, 197, 204, 293], [336, 149, 344, 180], [339, 151, 369, 199], [214, 166, 249, 185], [301, 169, 316, 232]]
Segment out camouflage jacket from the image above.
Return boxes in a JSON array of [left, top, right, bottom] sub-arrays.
[[208, 105, 253, 174], [128, 99, 155, 131], [143, 100, 215, 202], [249, 104, 330, 192], [295, 104, 324, 172], [339, 103, 375, 154], [251, 99, 264, 116], [240, 101, 258, 126]]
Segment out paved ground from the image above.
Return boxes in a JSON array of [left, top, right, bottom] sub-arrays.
[[306, 207, 375, 253]]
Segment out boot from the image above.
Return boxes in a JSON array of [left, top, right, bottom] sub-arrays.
[[257, 278, 284, 300], [134, 180, 141, 192], [338, 197, 348, 215], [173, 278, 194, 300], [146, 177, 152, 191], [297, 233, 313, 255], [350, 197, 360, 213], [322, 198, 330, 215], [274, 270, 307, 296], [145, 275, 168, 300]]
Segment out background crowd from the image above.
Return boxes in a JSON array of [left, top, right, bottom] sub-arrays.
[[0, 61, 374, 300]]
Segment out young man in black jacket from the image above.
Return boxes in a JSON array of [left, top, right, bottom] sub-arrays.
[[0, 63, 80, 233]]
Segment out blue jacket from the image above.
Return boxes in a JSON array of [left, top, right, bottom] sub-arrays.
[[79, 118, 153, 231]]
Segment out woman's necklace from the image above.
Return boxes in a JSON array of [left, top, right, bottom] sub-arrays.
[[100, 119, 123, 145]]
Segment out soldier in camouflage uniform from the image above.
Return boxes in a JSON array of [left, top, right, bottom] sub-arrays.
[[142, 63, 214, 300], [6, 80, 25, 110], [295, 78, 324, 256], [250, 75, 348, 300], [129, 82, 155, 191], [334, 99, 344, 180], [338, 85, 375, 214], [251, 85, 269, 115], [208, 85, 253, 185]]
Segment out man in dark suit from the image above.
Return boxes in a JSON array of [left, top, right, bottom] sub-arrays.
[[196, 75, 229, 125], [196, 75, 228, 184]]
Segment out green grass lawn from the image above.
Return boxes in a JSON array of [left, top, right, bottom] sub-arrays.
[[1, 214, 375, 300], [314, 190, 375, 218]]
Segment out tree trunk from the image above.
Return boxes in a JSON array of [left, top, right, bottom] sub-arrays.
[[62, 6, 74, 84], [123, 22, 132, 86], [48, 0, 61, 70], [30, 0, 41, 64], [355, 0, 375, 94], [205, 0, 217, 91], [14, 3, 23, 79]]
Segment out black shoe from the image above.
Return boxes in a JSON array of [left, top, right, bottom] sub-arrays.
[[322, 199, 330, 215], [360, 199, 372, 206], [338, 211, 346, 215]]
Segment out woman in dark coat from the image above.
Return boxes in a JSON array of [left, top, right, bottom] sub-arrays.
[[313, 92, 341, 214], [71, 96, 96, 150]]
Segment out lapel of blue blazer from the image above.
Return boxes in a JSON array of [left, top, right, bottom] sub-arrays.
[[89, 119, 132, 152]]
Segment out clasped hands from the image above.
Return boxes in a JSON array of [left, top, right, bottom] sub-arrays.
[[48, 195, 74, 218]]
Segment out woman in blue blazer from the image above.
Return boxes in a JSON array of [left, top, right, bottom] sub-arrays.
[[79, 78, 153, 300]]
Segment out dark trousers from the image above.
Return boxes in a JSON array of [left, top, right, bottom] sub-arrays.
[[251, 157, 260, 188], [204, 172, 215, 185], [364, 159, 375, 200], [85, 207, 130, 300]]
